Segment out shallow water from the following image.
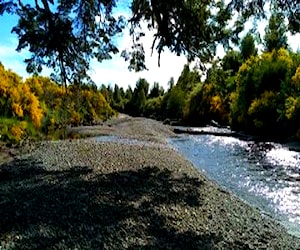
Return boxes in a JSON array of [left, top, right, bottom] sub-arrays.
[[169, 133, 300, 237]]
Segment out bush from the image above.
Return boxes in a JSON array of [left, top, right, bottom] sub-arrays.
[[0, 63, 116, 142], [144, 96, 163, 119], [0, 118, 34, 143]]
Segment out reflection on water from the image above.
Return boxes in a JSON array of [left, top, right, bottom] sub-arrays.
[[169, 133, 300, 237]]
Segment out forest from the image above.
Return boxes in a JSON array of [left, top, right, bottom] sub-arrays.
[[0, 0, 299, 143], [0, 63, 115, 142], [99, 11, 300, 140]]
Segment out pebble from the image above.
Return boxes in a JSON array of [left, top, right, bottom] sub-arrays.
[[6, 115, 300, 249]]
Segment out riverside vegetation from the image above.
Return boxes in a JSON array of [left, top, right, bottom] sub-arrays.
[[0, 62, 115, 144], [1, 46, 300, 144], [102, 32, 300, 140], [1, 5, 300, 144]]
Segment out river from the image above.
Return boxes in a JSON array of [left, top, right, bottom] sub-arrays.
[[169, 130, 300, 238]]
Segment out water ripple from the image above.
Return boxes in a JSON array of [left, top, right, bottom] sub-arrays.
[[169, 132, 300, 237]]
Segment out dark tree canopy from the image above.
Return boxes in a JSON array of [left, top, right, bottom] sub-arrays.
[[222, 50, 242, 75], [240, 33, 257, 61], [0, 0, 299, 83], [127, 0, 299, 70], [1, 0, 125, 85], [0, 0, 14, 14], [149, 82, 164, 98], [127, 0, 233, 70], [264, 12, 288, 52]]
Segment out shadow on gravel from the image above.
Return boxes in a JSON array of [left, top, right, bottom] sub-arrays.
[[0, 157, 221, 249]]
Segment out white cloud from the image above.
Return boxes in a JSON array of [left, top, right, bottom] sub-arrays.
[[90, 51, 186, 90], [90, 27, 187, 90], [0, 43, 29, 78], [0, 40, 55, 80], [288, 33, 300, 52], [0, 37, 21, 58]]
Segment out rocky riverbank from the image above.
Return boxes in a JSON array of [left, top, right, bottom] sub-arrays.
[[1, 115, 299, 249]]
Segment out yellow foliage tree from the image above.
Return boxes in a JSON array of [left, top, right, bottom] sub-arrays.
[[10, 124, 24, 142], [0, 63, 43, 129], [0, 62, 116, 141], [292, 66, 300, 87]]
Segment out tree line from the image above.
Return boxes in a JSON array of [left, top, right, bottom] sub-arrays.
[[0, 63, 114, 143], [0, 1, 299, 142], [107, 13, 300, 139]]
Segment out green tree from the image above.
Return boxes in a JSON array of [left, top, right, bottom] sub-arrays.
[[125, 86, 133, 100], [167, 77, 175, 91], [166, 86, 185, 120], [240, 33, 257, 61], [6, 0, 125, 86], [264, 12, 288, 52], [177, 64, 200, 92], [125, 78, 149, 116], [135, 78, 149, 98], [206, 60, 235, 114], [184, 83, 228, 126], [149, 82, 164, 98], [222, 50, 242, 75], [100, 85, 114, 106], [183, 57, 233, 126], [0, 1, 14, 14], [127, 0, 299, 70], [127, 0, 231, 70], [113, 84, 122, 104], [111, 84, 124, 111], [230, 48, 297, 135], [162, 64, 201, 121], [144, 96, 163, 119]]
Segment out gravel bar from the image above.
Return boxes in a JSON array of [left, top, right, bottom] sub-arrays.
[[1, 115, 299, 249]]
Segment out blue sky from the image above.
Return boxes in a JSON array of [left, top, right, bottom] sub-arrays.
[[0, 2, 299, 90], [0, 2, 187, 89]]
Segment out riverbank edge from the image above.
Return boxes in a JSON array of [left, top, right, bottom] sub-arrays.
[[1, 115, 300, 249], [172, 124, 300, 146], [173, 125, 300, 151]]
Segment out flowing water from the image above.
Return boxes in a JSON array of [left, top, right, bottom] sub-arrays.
[[169, 131, 300, 237]]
